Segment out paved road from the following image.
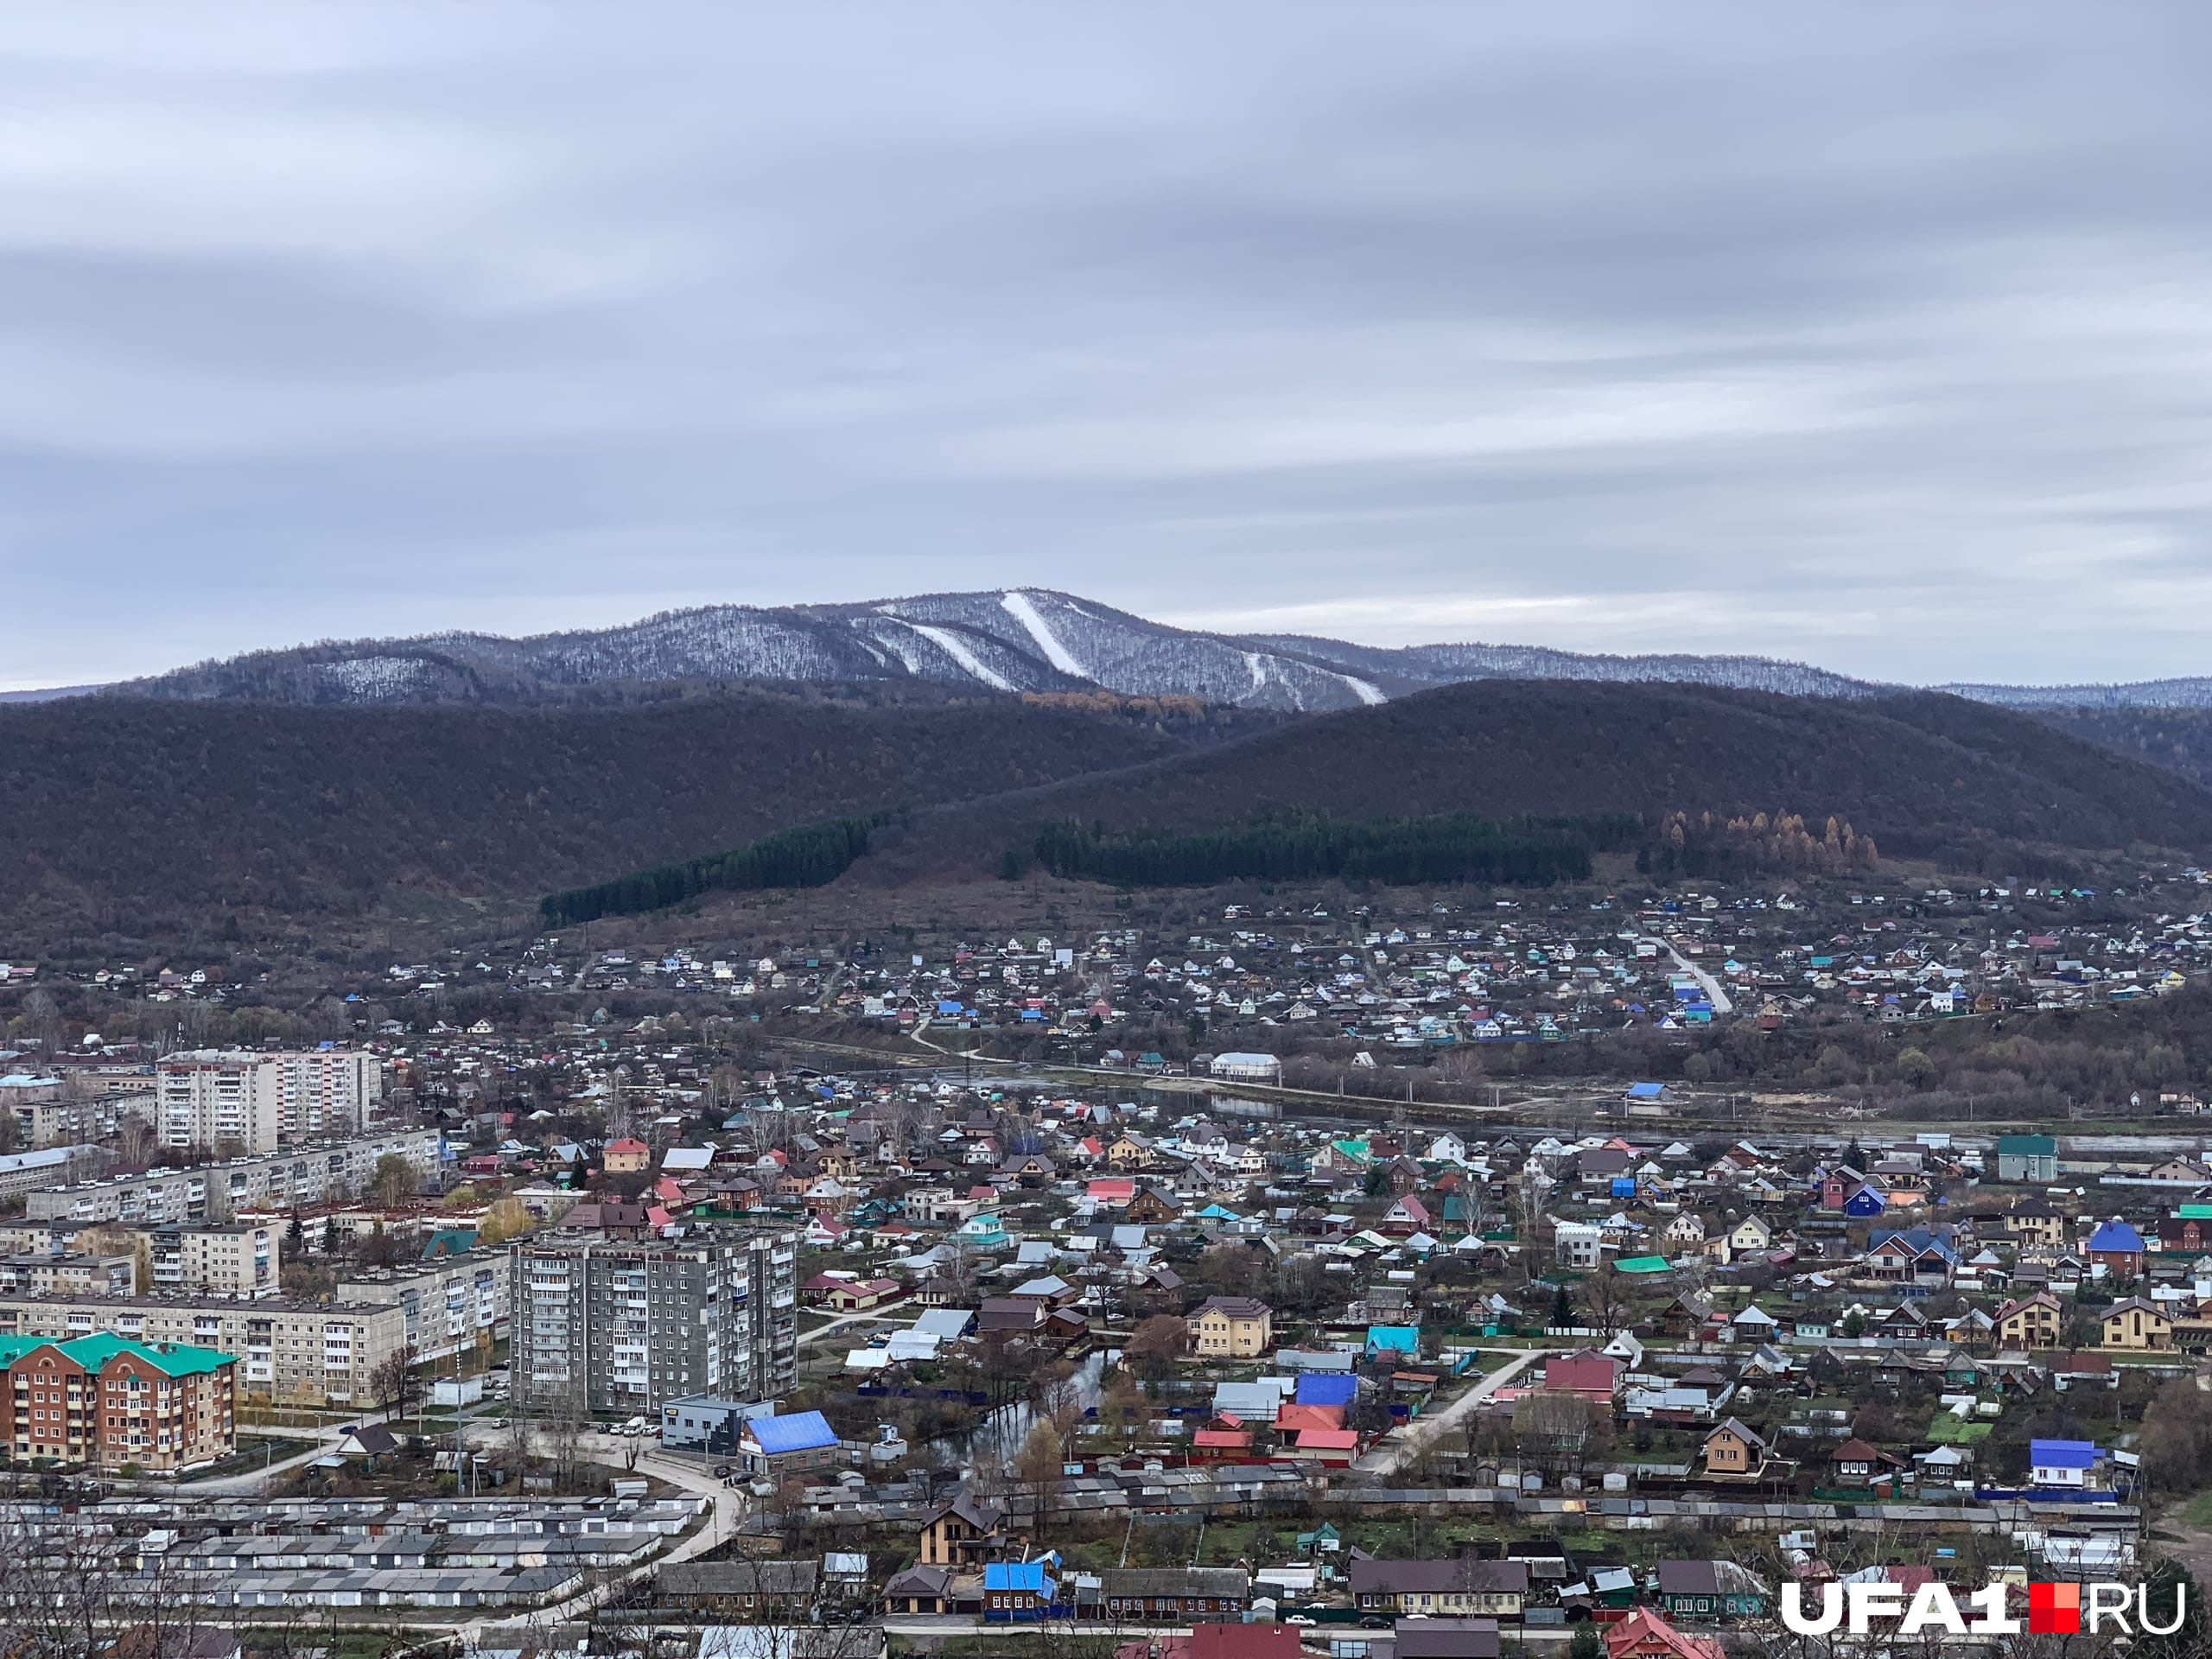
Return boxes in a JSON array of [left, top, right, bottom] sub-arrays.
[[798, 1300, 913, 1352], [1642, 935, 1734, 1015], [188, 1423, 354, 1494], [1355, 1350, 1539, 1477]]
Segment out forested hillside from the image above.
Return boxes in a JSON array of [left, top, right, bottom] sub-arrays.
[[868, 680, 2212, 884]]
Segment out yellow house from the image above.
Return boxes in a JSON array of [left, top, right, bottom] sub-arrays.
[[1702, 1416, 1769, 1478], [1107, 1134, 1157, 1171], [2008, 1200, 2067, 1249], [1996, 1292, 2063, 1349], [1190, 1296, 1274, 1357], [2101, 1297, 2171, 1351]]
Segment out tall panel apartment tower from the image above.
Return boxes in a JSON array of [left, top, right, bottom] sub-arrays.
[[156, 1050, 385, 1153], [157, 1055, 284, 1154], [510, 1226, 798, 1416]]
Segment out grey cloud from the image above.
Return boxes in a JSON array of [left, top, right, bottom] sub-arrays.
[[1, 3, 2209, 686]]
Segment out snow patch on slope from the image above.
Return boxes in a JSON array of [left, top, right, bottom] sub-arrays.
[[1338, 672, 1387, 706], [1001, 590, 1086, 678], [904, 623, 1014, 691]]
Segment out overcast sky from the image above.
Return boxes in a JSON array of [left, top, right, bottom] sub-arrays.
[[4, 4, 2209, 689]]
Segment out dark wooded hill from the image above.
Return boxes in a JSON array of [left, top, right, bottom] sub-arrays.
[[0, 686, 1258, 942], [7, 676, 2207, 950], [863, 680, 2212, 884]]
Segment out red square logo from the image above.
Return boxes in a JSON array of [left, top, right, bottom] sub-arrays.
[[2030, 1582, 2081, 1635]]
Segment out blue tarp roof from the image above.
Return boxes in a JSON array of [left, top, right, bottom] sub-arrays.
[[1627, 1082, 1665, 1098], [2030, 1439, 2099, 1469], [747, 1409, 838, 1456], [985, 1562, 1051, 1592], [1295, 1373, 1358, 1408]]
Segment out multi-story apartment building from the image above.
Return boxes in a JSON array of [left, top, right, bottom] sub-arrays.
[[283, 1050, 385, 1138], [0, 1220, 276, 1300], [0, 1254, 136, 1299], [341, 1253, 506, 1365], [0, 1294, 405, 1407], [0, 1147, 105, 1204], [156, 1050, 386, 1154], [511, 1225, 797, 1417], [26, 1130, 441, 1224], [150, 1222, 278, 1299], [158, 1054, 285, 1154], [0, 1332, 237, 1472], [12, 1089, 154, 1149]]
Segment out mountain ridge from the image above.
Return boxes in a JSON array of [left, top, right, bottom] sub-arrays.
[[65, 586, 2212, 712]]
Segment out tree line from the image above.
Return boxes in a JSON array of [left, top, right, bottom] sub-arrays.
[[1026, 809, 1642, 888], [541, 809, 898, 925]]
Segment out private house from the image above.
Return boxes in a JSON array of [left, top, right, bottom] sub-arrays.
[[1727, 1216, 1772, 1255], [2158, 1214, 2212, 1256], [1866, 1230, 1958, 1287], [661, 1560, 819, 1614], [1348, 1559, 1529, 1618], [2086, 1218, 2146, 1280], [917, 1496, 1005, 1567], [1553, 1221, 1605, 1270], [1191, 1297, 1274, 1358], [1542, 1350, 1621, 1404], [1653, 1559, 1769, 1620], [2029, 1438, 2105, 1490], [1996, 1135, 2059, 1183], [2008, 1198, 2067, 1249], [2101, 1297, 2172, 1351], [983, 1560, 1056, 1619], [601, 1138, 652, 1175], [1830, 1438, 1909, 1494], [1097, 1567, 1250, 1621], [1604, 1608, 1726, 1659], [1995, 1293, 2063, 1349], [1701, 1417, 1770, 1478]]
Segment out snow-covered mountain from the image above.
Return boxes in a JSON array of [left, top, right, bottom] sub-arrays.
[[107, 587, 2212, 712], [123, 589, 1406, 711]]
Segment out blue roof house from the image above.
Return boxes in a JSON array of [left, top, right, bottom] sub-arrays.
[[1366, 1325, 1421, 1357], [1295, 1372, 1359, 1408], [2030, 1438, 2105, 1489], [740, 1408, 840, 1472], [983, 1560, 1058, 1618], [1843, 1185, 1888, 1217]]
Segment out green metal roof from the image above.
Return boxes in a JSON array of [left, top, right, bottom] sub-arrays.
[[0, 1333, 236, 1378], [1614, 1255, 1673, 1274]]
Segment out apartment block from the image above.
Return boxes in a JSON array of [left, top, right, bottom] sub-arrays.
[[0, 1332, 238, 1472], [511, 1225, 797, 1417], [0, 1254, 136, 1299], [0, 1147, 104, 1203], [282, 1050, 385, 1138], [26, 1130, 442, 1224], [158, 1054, 284, 1154], [11, 1088, 154, 1149], [151, 1222, 279, 1299], [156, 1050, 387, 1154], [0, 1294, 406, 1407], [341, 1253, 506, 1364]]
